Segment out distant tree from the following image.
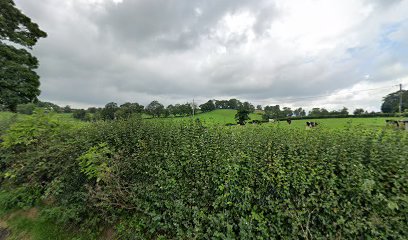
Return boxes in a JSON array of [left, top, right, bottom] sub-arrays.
[[63, 105, 72, 113], [256, 105, 263, 111], [166, 104, 175, 116], [282, 107, 293, 117], [309, 108, 321, 117], [101, 102, 119, 120], [235, 107, 251, 125], [340, 107, 348, 115], [242, 102, 255, 113], [309, 107, 330, 117], [381, 90, 408, 113], [172, 104, 183, 116], [321, 108, 329, 116], [0, 0, 47, 112], [293, 107, 306, 117], [264, 105, 282, 119], [146, 100, 164, 117], [73, 109, 87, 121], [215, 100, 229, 109], [181, 103, 193, 116], [87, 107, 97, 113], [36, 101, 61, 112], [353, 108, 365, 115], [199, 100, 216, 112], [116, 102, 144, 119], [228, 99, 242, 110]]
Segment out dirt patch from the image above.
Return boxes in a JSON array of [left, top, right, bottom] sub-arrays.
[[5, 208, 38, 221], [23, 208, 38, 220], [0, 227, 10, 240], [100, 227, 116, 240]]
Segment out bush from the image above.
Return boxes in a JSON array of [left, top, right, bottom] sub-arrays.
[[16, 103, 37, 115], [0, 117, 407, 239]]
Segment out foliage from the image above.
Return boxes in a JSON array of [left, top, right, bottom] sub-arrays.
[[235, 108, 251, 125], [200, 100, 216, 112], [101, 102, 118, 120], [77, 143, 112, 183], [16, 103, 37, 115], [0, 0, 47, 111], [381, 90, 408, 113], [0, 115, 407, 239], [354, 108, 365, 115], [115, 102, 144, 119], [72, 109, 87, 121], [145, 100, 165, 117]]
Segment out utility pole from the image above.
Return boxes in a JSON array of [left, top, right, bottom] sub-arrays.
[[399, 84, 402, 114], [192, 98, 195, 117]]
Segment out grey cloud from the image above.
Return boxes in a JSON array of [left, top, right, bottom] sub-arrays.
[[12, 0, 408, 111]]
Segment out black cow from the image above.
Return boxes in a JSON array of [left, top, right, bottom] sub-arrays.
[[306, 121, 318, 128], [385, 119, 399, 127], [287, 119, 292, 125]]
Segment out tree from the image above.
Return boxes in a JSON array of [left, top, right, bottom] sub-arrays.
[[101, 102, 119, 120], [215, 100, 228, 109], [63, 105, 72, 113], [381, 90, 408, 113], [353, 108, 365, 115], [256, 105, 262, 111], [0, 0, 47, 111], [242, 102, 255, 113], [264, 105, 281, 119], [73, 109, 87, 121], [339, 107, 348, 115], [293, 107, 306, 117], [227, 98, 242, 109], [146, 100, 164, 117], [282, 107, 293, 117], [199, 100, 216, 112], [37, 101, 61, 112], [116, 102, 144, 119], [235, 107, 251, 125]]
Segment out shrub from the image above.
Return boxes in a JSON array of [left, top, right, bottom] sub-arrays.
[[0, 117, 407, 239]]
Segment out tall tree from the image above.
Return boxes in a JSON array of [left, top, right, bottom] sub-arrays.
[[235, 107, 251, 125], [264, 105, 282, 119], [146, 100, 164, 117], [381, 90, 408, 113], [199, 100, 216, 112], [101, 102, 118, 120], [353, 108, 365, 115], [0, 0, 47, 111], [293, 107, 306, 117]]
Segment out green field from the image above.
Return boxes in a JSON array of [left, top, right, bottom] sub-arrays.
[[191, 109, 263, 125], [180, 109, 404, 129]]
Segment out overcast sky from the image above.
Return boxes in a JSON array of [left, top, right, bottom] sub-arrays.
[[15, 0, 408, 111]]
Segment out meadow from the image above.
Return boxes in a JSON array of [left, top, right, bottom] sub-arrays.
[[0, 110, 407, 239]]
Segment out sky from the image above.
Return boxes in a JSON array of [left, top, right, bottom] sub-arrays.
[[14, 0, 408, 111]]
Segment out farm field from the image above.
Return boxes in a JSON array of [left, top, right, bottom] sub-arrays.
[[276, 117, 404, 129], [176, 109, 404, 129], [173, 109, 263, 125]]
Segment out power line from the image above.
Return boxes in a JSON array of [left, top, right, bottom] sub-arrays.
[[255, 84, 399, 104]]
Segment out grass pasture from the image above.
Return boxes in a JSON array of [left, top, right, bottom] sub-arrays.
[[274, 117, 404, 130], [187, 109, 262, 125]]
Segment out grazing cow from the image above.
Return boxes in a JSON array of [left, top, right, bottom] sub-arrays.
[[306, 121, 318, 128], [286, 119, 292, 125], [385, 119, 399, 127]]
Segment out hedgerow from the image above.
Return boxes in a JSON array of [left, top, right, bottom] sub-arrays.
[[0, 112, 407, 239]]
